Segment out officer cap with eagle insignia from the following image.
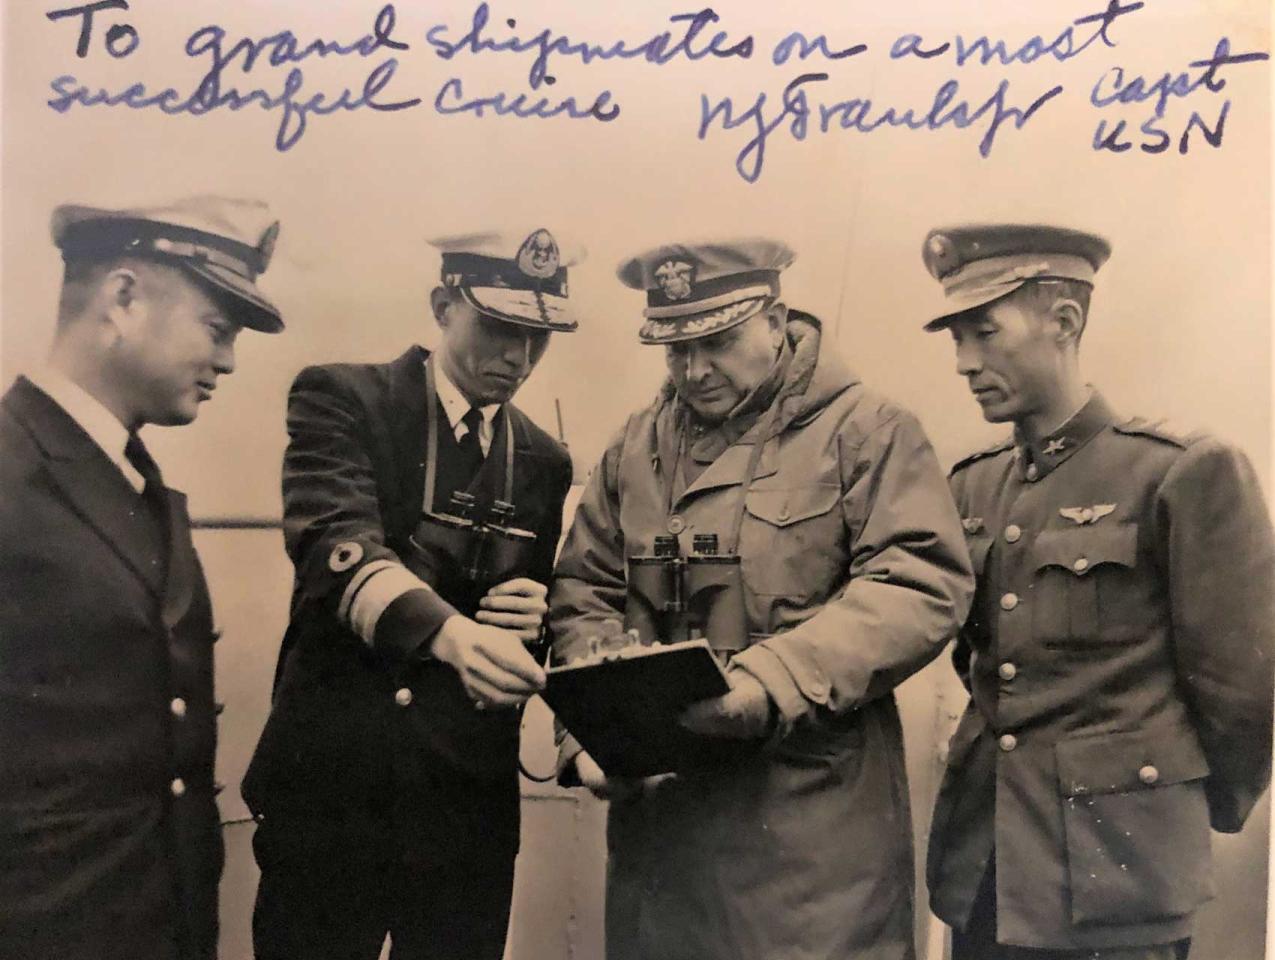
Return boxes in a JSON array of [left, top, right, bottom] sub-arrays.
[[51, 196, 285, 333], [921, 224, 1112, 331], [428, 228, 583, 332], [617, 238, 796, 344]]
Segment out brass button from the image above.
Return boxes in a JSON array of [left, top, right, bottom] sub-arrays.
[[999, 734, 1018, 752], [1025, 464, 1039, 481], [998, 661, 1017, 681], [776, 507, 790, 522], [1000, 593, 1019, 611], [170, 778, 186, 798], [1073, 557, 1090, 573], [1005, 525, 1022, 544], [1139, 764, 1160, 785], [394, 687, 413, 707], [170, 697, 187, 718], [667, 515, 686, 535]]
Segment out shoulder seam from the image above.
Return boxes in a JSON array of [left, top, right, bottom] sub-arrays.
[[950, 437, 1014, 474], [1112, 417, 1198, 449]]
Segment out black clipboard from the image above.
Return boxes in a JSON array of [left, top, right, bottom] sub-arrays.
[[542, 639, 732, 778]]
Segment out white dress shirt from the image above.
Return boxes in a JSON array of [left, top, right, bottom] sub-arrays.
[[433, 362, 500, 456]]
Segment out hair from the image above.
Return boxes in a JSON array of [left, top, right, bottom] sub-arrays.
[[55, 256, 114, 327], [1018, 278, 1092, 319]]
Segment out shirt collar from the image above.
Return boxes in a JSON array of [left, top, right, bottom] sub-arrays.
[[432, 361, 500, 427], [27, 367, 145, 492], [1014, 388, 1115, 482]]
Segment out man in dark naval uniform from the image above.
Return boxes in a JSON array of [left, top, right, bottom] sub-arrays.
[[922, 223, 1275, 960], [243, 228, 578, 960], [0, 196, 285, 960]]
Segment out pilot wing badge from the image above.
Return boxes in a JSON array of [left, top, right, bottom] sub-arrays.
[[1059, 504, 1117, 525]]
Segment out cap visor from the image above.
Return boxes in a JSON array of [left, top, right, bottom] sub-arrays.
[[922, 282, 1026, 332], [463, 286, 576, 332], [639, 297, 769, 344], [183, 261, 283, 333]]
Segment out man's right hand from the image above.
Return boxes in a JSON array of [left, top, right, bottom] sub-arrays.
[[431, 615, 546, 709], [574, 750, 673, 801]]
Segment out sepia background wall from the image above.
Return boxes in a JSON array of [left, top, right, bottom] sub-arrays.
[[2, 0, 1271, 957]]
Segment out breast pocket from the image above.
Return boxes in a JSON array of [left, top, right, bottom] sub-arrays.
[[1030, 524, 1138, 644], [1056, 726, 1213, 926], [738, 482, 843, 600]]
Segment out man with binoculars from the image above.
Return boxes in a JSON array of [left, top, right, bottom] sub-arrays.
[[549, 239, 974, 960], [242, 229, 577, 960]]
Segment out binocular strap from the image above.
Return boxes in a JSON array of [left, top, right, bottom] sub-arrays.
[[423, 357, 516, 513]]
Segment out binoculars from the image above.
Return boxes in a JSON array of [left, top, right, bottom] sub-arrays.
[[624, 533, 748, 659], [406, 491, 538, 619]]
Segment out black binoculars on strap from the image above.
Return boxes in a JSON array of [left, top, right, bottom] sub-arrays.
[[624, 533, 749, 659], [406, 491, 538, 619]]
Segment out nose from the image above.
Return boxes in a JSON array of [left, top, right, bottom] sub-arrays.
[[955, 339, 981, 378], [685, 343, 712, 382], [213, 340, 236, 376], [503, 331, 534, 372]]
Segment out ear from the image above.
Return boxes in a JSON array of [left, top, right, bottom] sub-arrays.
[[430, 287, 452, 329], [100, 267, 141, 337], [766, 301, 789, 349], [1051, 297, 1085, 346]]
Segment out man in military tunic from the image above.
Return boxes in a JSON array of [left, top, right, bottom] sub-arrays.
[[243, 229, 577, 960], [0, 197, 285, 960], [550, 239, 973, 960], [921, 224, 1275, 959]]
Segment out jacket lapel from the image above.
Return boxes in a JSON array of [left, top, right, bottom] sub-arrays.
[[7, 378, 165, 597], [387, 346, 430, 531]]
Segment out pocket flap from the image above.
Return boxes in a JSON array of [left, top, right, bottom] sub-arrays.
[[745, 483, 840, 527], [1032, 524, 1137, 575], [1056, 726, 1210, 796]]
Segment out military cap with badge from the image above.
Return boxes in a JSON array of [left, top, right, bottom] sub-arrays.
[[428, 227, 582, 331], [618, 238, 796, 344], [920, 223, 1111, 330], [51, 195, 285, 333]]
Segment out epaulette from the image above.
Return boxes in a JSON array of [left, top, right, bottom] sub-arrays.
[[1112, 416, 1202, 450], [949, 436, 1015, 475]]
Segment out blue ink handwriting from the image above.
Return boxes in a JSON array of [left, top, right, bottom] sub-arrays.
[[426, 5, 753, 88], [891, 0, 1143, 66], [699, 72, 1062, 183], [47, 0, 138, 58]]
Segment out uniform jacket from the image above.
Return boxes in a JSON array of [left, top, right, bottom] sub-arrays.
[[0, 377, 222, 960], [549, 316, 973, 960], [242, 346, 572, 853], [927, 391, 1275, 950]]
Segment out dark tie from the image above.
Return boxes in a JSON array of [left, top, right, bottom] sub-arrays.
[[455, 406, 485, 480], [125, 432, 170, 549]]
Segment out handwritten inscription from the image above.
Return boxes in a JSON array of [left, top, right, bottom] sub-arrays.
[[42, 1, 1273, 180]]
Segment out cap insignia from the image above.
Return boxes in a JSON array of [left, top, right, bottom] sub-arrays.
[[516, 228, 560, 280], [654, 259, 695, 301]]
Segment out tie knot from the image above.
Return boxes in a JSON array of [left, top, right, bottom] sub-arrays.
[[461, 406, 484, 435], [124, 433, 162, 487]]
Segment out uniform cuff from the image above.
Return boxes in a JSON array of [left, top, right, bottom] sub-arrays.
[[373, 587, 458, 663], [731, 644, 813, 735], [556, 734, 585, 788]]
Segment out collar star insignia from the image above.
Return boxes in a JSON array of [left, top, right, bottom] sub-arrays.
[[961, 517, 984, 534], [1043, 437, 1067, 456]]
